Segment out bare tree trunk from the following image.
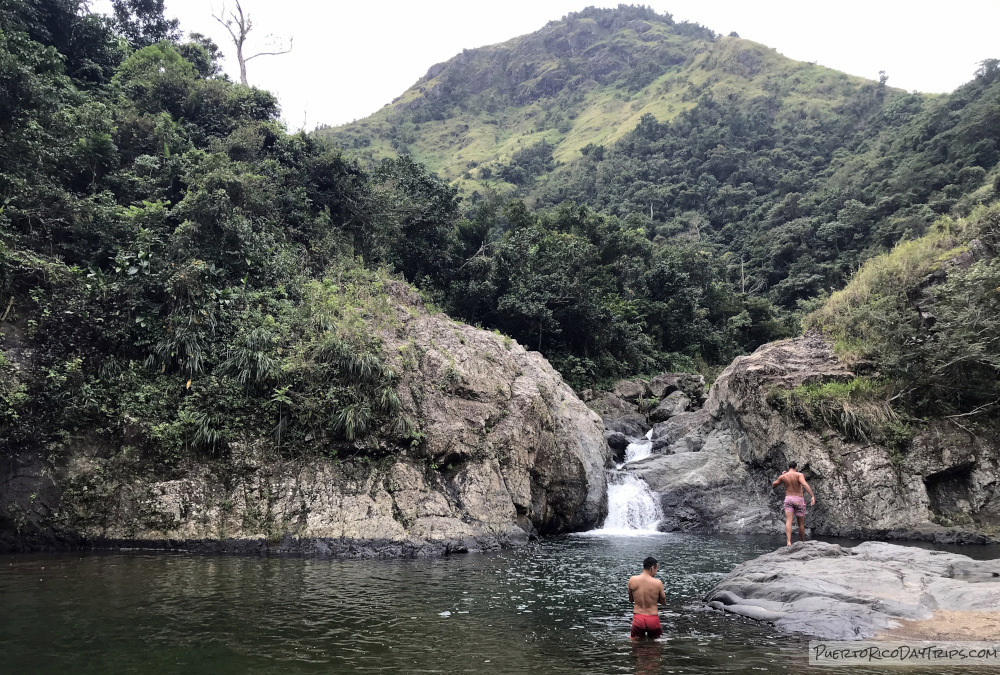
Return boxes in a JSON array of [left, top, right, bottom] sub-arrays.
[[238, 51, 247, 85], [214, 1, 291, 87]]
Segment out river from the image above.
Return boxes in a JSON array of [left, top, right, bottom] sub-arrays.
[[3, 436, 997, 673], [5, 532, 998, 673]]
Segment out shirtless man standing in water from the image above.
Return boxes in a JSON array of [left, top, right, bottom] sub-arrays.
[[628, 556, 666, 639], [772, 461, 816, 546]]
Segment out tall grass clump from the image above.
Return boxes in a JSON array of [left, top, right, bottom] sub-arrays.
[[767, 377, 905, 445]]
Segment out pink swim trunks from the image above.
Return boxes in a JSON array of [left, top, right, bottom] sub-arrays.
[[784, 495, 807, 517]]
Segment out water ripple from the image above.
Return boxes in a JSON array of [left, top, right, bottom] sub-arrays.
[[2, 535, 992, 673]]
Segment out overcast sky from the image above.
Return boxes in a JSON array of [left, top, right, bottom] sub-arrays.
[[91, 0, 1000, 130]]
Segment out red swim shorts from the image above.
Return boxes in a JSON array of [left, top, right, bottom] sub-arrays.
[[630, 613, 662, 639]]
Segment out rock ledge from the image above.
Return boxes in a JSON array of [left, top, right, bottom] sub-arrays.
[[705, 541, 1000, 639]]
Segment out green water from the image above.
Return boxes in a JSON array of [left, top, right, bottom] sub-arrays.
[[1, 533, 995, 673]]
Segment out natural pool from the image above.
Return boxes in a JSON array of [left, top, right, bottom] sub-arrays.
[[2, 533, 997, 674]]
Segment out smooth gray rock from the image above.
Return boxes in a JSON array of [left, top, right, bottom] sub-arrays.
[[648, 390, 691, 423], [613, 379, 647, 402], [705, 541, 1000, 639]]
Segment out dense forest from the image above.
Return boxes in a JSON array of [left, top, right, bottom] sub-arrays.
[[325, 5, 1000, 388], [0, 0, 463, 461], [2, 1, 999, 471]]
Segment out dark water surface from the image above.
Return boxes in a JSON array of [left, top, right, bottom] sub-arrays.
[[2, 533, 998, 674]]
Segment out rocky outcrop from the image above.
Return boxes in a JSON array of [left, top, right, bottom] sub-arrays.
[[649, 372, 705, 400], [648, 390, 690, 423], [622, 334, 999, 541], [702, 334, 1000, 540], [705, 541, 1000, 639], [588, 372, 706, 434], [0, 284, 611, 555], [649, 409, 709, 453], [588, 391, 648, 437], [613, 379, 646, 402]]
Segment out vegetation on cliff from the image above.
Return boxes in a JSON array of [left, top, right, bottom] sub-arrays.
[[768, 204, 1000, 450], [0, 1, 434, 465], [806, 205, 1000, 421], [2, 1, 999, 482]]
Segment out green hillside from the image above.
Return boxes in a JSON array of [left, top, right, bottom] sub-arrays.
[[319, 6, 885, 194], [3, 0, 999, 475], [320, 5, 1000, 330]]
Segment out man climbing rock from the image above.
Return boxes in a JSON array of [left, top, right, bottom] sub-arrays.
[[772, 461, 816, 546], [628, 556, 665, 639]]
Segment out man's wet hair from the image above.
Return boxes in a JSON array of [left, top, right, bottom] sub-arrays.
[[643, 556, 657, 570], [788, 461, 797, 469]]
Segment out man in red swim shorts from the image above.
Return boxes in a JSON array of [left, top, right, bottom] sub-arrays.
[[628, 556, 665, 639], [772, 461, 816, 546]]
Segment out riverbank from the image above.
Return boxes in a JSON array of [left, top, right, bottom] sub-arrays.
[[706, 540, 1000, 640]]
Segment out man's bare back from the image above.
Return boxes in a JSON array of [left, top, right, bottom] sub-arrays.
[[628, 571, 665, 615], [628, 557, 666, 639], [776, 470, 808, 497]]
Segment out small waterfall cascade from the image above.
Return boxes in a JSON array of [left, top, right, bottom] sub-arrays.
[[588, 432, 663, 535], [623, 438, 652, 464], [597, 470, 663, 533]]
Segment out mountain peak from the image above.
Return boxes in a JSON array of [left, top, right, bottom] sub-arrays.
[[319, 5, 874, 190]]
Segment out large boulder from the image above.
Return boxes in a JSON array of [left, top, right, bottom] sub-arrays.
[[648, 390, 691, 423], [0, 283, 612, 555], [705, 541, 1000, 640], [649, 372, 705, 399], [612, 379, 648, 402], [602, 417, 649, 438], [649, 409, 710, 453], [587, 391, 648, 437]]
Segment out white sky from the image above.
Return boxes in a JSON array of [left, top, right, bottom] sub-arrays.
[[90, 0, 1000, 130]]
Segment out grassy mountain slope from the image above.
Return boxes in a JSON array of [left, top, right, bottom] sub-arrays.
[[322, 5, 1000, 321], [319, 6, 879, 193]]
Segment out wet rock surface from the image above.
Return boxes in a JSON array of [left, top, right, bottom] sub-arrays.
[[705, 541, 1000, 639]]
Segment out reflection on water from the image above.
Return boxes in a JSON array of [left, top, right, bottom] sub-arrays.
[[1, 533, 996, 674]]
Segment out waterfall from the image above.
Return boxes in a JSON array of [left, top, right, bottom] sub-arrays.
[[586, 432, 664, 535], [623, 438, 652, 464], [577, 426, 664, 536], [595, 470, 663, 533]]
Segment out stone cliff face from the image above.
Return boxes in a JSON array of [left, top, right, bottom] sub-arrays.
[[617, 334, 1000, 542], [0, 284, 611, 555]]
